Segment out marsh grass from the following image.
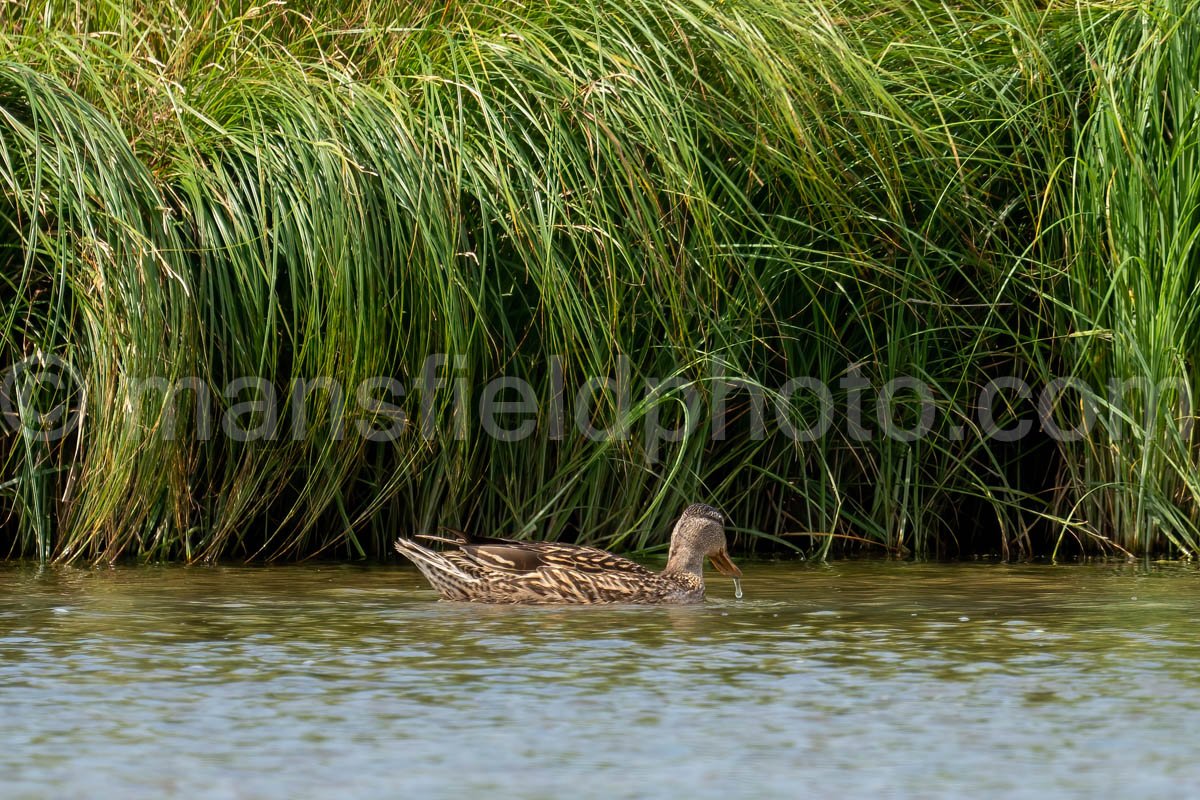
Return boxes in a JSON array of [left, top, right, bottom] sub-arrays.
[[1051, 0, 1200, 555], [1, 0, 1197, 561]]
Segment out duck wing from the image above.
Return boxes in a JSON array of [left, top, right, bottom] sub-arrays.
[[416, 532, 652, 576]]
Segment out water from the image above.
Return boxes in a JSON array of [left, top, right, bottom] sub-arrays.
[[3, 561, 1199, 799]]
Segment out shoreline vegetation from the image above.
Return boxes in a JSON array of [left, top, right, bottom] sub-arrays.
[[2, 0, 1199, 562]]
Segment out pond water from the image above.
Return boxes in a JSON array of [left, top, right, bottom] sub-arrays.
[[2, 560, 1198, 798]]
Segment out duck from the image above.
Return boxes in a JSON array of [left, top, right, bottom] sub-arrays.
[[393, 503, 741, 604]]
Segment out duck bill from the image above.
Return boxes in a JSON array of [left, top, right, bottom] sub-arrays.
[[709, 549, 742, 578]]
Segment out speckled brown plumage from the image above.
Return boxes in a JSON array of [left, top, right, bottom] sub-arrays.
[[393, 504, 740, 605]]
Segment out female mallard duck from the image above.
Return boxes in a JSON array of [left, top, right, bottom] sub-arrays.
[[393, 503, 741, 604]]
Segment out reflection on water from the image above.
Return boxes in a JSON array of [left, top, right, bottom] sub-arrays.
[[3, 561, 1199, 798]]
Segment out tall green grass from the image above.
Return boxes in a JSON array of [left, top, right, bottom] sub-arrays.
[[1053, 0, 1200, 555], [1, 0, 1197, 561]]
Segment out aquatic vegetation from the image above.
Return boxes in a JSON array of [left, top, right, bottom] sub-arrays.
[[1, 0, 1198, 561]]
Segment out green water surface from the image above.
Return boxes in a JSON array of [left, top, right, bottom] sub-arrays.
[[2, 561, 1197, 798]]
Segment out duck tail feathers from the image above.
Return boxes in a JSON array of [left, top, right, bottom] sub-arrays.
[[394, 537, 478, 597]]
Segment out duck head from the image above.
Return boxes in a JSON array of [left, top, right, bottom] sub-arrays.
[[664, 503, 741, 579]]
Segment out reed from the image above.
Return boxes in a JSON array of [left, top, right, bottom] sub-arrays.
[[1, 0, 1196, 561], [1051, 0, 1200, 555]]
